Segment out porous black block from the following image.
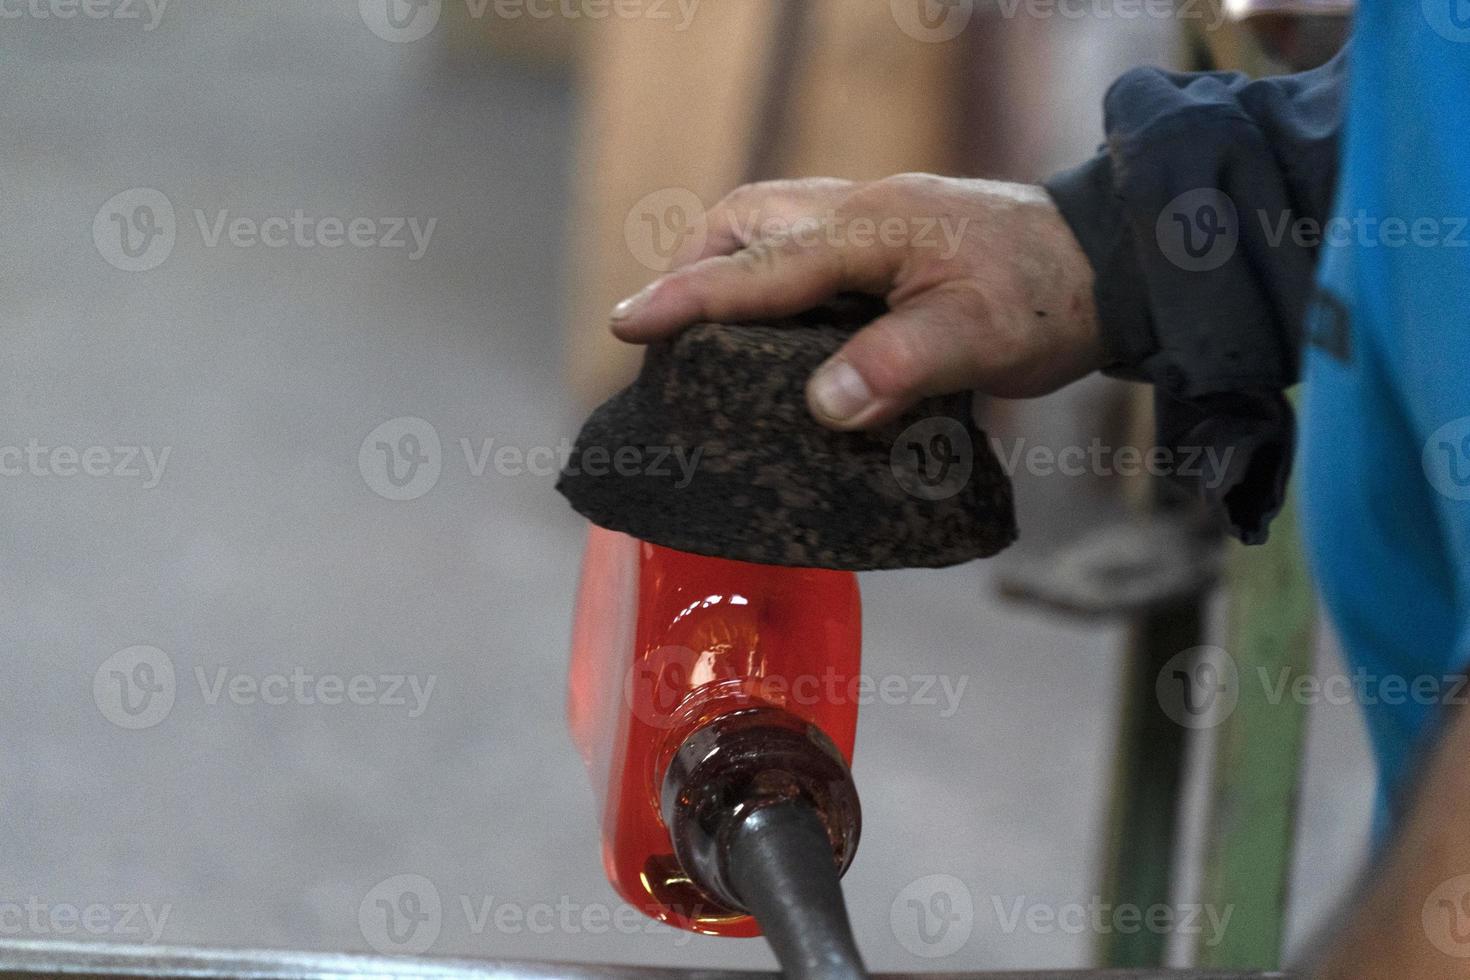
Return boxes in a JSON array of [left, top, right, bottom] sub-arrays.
[[556, 298, 1017, 570]]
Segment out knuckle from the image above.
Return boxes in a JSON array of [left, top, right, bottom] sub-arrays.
[[881, 172, 950, 196], [751, 229, 826, 270], [718, 178, 829, 217], [853, 321, 929, 396], [717, 181, 768, 211], [729, 242, 783, 276], [835, 181, 886, 219], [783, 176, 857, 207], [855, 173, 955, 220], [661, 262, 732, 322]]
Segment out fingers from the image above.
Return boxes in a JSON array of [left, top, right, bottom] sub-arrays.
[[672, 178, 856, 268], [611, 179, 869, 342], [610, 223, 901, 343], [605, 173, 1102, 434], [806, 286, 990, 430]]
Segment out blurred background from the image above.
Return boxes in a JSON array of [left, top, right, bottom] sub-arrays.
[[3, 0, 1367, 974]]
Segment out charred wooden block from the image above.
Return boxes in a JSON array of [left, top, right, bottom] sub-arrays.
[[557, 298, 1017, 570]]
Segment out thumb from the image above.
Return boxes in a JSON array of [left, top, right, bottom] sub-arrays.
[[805, 288, 987, 430]]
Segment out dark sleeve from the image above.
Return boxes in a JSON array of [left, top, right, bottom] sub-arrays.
[[1043, 49, 1347, 544]]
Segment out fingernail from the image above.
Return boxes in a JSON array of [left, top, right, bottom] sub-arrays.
[[611, 282, 658, 321], [810, 359, 874, 422]]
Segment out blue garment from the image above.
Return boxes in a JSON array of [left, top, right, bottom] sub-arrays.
[[1301, 1, 1470, 825], [1043, 10, 1470, 827], [1046, 56, 1346, 544]]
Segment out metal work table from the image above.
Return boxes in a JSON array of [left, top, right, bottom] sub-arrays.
[[0, 940, 1290, 979]]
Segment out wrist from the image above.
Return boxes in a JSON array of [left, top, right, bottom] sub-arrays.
[[1025, 184, 1105, 374], [966, 179, 1105, 396]]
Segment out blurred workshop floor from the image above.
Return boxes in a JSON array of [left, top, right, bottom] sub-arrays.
[[2, 1, 1372, 973]]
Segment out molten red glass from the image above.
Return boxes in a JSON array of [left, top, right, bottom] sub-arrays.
[[567, 525, 862, 936]]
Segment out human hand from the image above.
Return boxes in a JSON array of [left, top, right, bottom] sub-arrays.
[[609, 175, 1104, 430]]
